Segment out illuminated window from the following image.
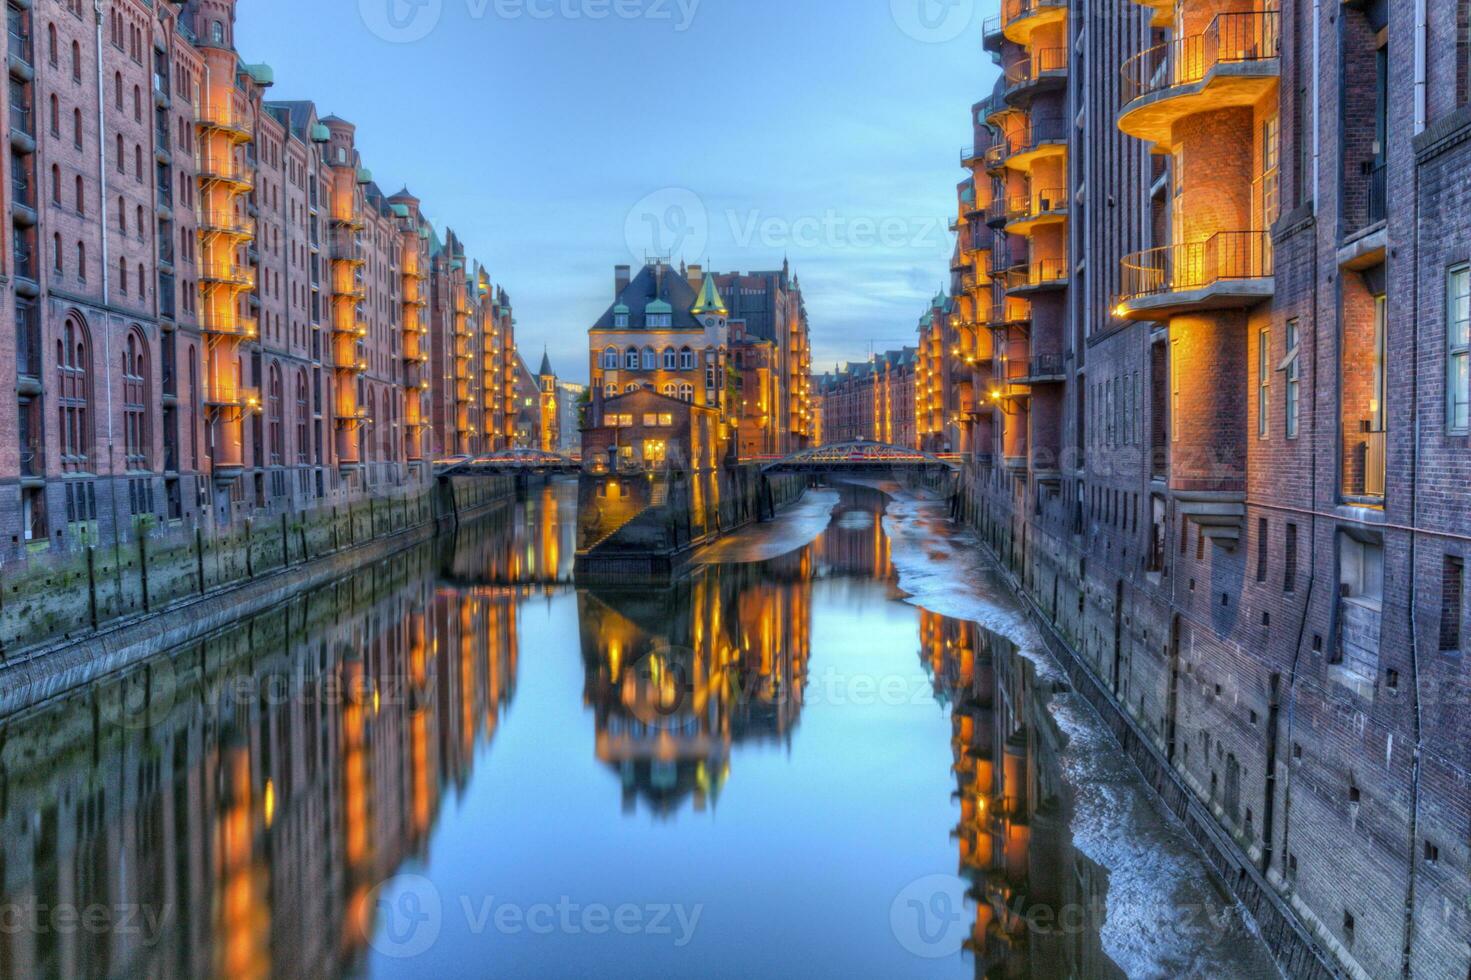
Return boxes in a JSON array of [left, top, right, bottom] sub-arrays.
[[1169, 340, 1180, 443], [1258, 115, 1280, 229], [1449, 265, 1469, 433], [678, 383, 693, 402]]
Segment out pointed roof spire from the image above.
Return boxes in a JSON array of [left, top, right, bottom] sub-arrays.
[[538, 347, 553, 377], [691, 273, 727, 317]]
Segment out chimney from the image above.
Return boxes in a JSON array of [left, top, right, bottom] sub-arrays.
[[687, 264, 704, 289], [614, 265, 631, 297]]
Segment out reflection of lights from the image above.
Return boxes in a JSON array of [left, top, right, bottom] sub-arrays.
[[263, 779, 276, 828]]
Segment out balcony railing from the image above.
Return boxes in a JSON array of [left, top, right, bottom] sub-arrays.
[[1003, 257, 1069, 291], [11, 166, 32, 209], [1366, 159, 1387, 226], [1007, 188, 1068, 224], [13, 234, 35, 281], [1121, 12, 1280, 106], [1002, 0, 1066, 28], [8, 21, 32, 70], [199, 312, 258, 339], [197, 210, 252, 236], [20, 447, 42, 478], [1004, 48, 1068, 93], [991, 114, 1069, 168], [1119, 231, 1273, 301], [1026, 352, 1066, 380], [9, 101, 32, 139]]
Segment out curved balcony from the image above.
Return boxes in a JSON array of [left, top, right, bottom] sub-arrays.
[[994, 115, 1069, 173], [1005, 187, 1068, 235], [1001, 0, 1067, 45], [1117, 231, 1274, 319], [1118, 12, 1280, 146], [982, 14, 1004, 52], [1003, 258, 1069, 295], [1002, 48, 1067, 105], [961, 144, 988, 167], [1013, 352, 1067, 385]]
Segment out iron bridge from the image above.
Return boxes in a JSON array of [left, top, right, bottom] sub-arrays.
[[437, 449, 582, 476], [758, 441, 962, 474]]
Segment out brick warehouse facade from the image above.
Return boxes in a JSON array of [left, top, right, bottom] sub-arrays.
[[948, 0, 1471, 975], [0, 0, 517, 562]]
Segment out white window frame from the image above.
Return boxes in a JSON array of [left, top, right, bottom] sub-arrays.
[[1283, 318, 1301, 439], [624, 348, 639, 370], [679, 348, 695, 371], [1258, 327, 1270, 439], [1449, 265, 1470, 433]]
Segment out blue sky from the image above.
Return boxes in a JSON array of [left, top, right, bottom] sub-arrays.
[[238, 0, 996, 382]]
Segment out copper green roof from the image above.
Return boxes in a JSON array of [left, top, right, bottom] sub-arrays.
[[646, 298, 673, 315], [310, 123, 330, 142]]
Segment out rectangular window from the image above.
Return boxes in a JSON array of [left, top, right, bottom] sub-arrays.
[[1257, 518, 1269, 582], [1441, 556, 1464, 653], [1284, 319, 1301, 439], [1259, 115, 1280, 229], [1258, 327, 1271, 438], [1284, 523, 1298, 593], [1449, 266, 1469, 432]]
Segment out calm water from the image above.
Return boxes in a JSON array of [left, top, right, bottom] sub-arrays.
[[0, 482, 1280, 979]]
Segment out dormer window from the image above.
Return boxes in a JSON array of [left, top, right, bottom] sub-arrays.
[[613, 312, 629, 328], [647, 313, 672, 328]]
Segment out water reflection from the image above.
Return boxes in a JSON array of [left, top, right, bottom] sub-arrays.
[[0, 481, 1176, 978]]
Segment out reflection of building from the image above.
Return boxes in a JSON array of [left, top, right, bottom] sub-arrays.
[[441, 480, 577, 590], [577, 560, 813, 816], [813, 350, 918, 447], [921, 613, 1123, 980], [0, 544, 520, 978]]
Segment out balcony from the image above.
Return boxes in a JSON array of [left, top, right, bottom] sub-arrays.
[[8, 15, 33, 77], [9, 100, 33, 151], [1004, 187, 1067, 234], [200, 263, 255, 289], [196, 154, 253, 189], [1117, 231, 1273, 319], [1118, 12, 1280, 147], [1343, 426, 1386, 502], [330, 229, 364, 263], [197, 209, 253, 238], [11, 166, 34, 223], [1003, 257, 1069, 295], [199, 312, 258, 341], [197, 102, 251, 141], [1002, 48, 1067, 105], [995, 114, 1068, 173], [1016, 352, 1067, 384], [982, 14, 1004, 52], [1000, 0, 1067, 42]]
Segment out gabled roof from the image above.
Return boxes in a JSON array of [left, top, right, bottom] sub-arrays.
[[592, 263, 702, 331]]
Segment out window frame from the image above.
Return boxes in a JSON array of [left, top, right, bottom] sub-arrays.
[[1448, 264, 1470, 434]]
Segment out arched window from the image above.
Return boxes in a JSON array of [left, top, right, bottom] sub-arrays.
[[73, 108, 82, 148], [678, 383, 694, 402], [122, 330, 150, 471], [663, 347, 677, 369], [624, 347, 639, 370], [74, 175, 84, 214], [132, 85, 141, 123], [118, 197, 126, 234], [50, 164, 59, 203], [48, 95, 58, 136], [57, 315, 92, 471], [71, 41, 80, 81], [604, 384, 618, 398], [267, 364, 284, 467], [602, 346, 618, 370], [134, 145, 142, 179], [296, 373, 310, 465], [47, 24, 57, 66], [76, 241, 86, 280], [641, 346, 657, 370], [114, 72, 123, 109], [119, 256, 128, 294], [625, 383, 641, 393], [679, 347, 695, 370], [662, 383, 677, 397]]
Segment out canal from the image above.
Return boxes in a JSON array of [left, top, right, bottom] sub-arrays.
[[0, 482, 1283, 979]]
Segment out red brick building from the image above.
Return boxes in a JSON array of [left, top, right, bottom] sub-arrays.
[[813, 349, 917, 449], [950, 0, 1471, 973], [0, 0, 515, 557]]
